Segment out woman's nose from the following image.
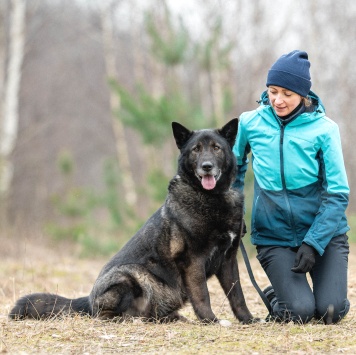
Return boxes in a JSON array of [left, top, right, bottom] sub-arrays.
[[275, 95, 284, 104]]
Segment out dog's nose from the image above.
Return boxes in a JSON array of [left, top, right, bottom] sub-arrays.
[[202, 161, 213, 172]]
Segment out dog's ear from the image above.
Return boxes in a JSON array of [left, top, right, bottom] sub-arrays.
[[218, 118, 238, 148], [172, 122, 193, 149]]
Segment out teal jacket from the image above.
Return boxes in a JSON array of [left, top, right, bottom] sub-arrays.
[[233, 91, 349, 255]]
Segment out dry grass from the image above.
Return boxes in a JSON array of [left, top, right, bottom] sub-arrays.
[[1, 233, 356, 354]]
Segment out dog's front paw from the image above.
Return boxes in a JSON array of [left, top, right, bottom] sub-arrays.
[[218, 319, 232, 327], [241, 317, 263, 324]]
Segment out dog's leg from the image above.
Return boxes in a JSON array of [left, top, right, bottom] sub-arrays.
[[91, 285, 134, 319], [156, 311, 190, 323], [90, 272, 142, 319], [183, 258, 218, 323], [216, 250, 254, 324]]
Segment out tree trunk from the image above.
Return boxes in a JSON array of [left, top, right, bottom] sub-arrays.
[[100, 1, 137, 207], [210, 57, 225, 127], [0, 0, 26, 196]]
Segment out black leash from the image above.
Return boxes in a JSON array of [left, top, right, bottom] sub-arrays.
[[239, 240, 272, 315]]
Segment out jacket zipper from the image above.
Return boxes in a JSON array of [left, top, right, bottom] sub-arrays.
[[279, 124, 298, 246]]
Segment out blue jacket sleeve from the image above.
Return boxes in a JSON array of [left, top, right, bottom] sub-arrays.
[[303, 124, 350, 255]]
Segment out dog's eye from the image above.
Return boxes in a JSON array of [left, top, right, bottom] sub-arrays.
[[213, 145, 220, 151], [193, 146, 200, 152]]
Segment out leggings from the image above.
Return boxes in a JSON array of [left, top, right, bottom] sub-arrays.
[[256, 234, 350, 324]]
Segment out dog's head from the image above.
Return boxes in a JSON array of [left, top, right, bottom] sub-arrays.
[[172, 119, 238, 192]]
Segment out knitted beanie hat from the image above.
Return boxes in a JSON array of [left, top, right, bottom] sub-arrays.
[[266, 50, 312, 97]]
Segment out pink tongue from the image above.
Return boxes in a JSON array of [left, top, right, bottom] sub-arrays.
[[201, 175, 216, 190]]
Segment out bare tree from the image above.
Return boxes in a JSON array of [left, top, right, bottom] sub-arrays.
[[0, 0, 26, 196], [0, 2, 6, 111], [8, 1, 118, 227], [99, 0, 137, 208]]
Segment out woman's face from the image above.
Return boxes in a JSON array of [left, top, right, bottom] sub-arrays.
[[268, 86, 302, 117]]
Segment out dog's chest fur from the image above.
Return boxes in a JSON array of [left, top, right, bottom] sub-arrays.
[[164, 176, 243, 253]]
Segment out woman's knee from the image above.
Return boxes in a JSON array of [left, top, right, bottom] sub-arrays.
[[291, 300, 315, 323], [274, 299, 315, 323], [315, 299, 350, 324]]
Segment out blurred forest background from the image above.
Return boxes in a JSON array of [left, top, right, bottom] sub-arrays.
[[1, 0, 355, 256]]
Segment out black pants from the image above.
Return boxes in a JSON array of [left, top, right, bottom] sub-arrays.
[[256, 234, 350, 324]]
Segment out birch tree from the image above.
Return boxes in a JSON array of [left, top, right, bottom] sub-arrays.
[[0, 0, 26, 196]]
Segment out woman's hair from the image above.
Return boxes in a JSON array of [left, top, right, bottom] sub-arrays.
[[303, 96, 312, 107]]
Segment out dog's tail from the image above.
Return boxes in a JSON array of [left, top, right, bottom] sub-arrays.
[[9, 293, 91, 320]]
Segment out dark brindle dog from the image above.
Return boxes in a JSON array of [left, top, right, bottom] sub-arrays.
[[9, 119, 254, 325]]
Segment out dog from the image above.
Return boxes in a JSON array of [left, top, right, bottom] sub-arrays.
[[9, 118, 255, 325]]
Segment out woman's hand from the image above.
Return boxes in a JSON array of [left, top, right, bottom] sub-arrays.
[[291, 243, 316, 273]]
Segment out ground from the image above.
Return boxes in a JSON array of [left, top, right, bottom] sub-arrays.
[[1, 233, 356, 354]]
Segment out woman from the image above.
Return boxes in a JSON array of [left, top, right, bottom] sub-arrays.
[[233, 50, 350, 324]]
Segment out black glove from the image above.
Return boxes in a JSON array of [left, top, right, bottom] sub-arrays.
[[291, 243, 316, 273]]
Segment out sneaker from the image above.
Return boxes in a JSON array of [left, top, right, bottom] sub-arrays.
[[263, 285, 276, 303], [263, 286, 277, 322]]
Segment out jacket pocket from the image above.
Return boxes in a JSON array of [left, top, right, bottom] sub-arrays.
[[252, 189, 294, 243]]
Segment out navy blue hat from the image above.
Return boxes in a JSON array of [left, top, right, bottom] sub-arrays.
[[266, 50, 312, 97]]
